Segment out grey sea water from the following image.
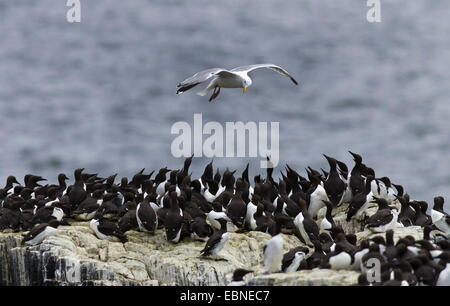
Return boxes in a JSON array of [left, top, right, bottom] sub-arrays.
[[0, 1, 449, 209]]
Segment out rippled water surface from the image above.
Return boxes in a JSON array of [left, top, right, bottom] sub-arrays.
[[0, 1, 449, 209]]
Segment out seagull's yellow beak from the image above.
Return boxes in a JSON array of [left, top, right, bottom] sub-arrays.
[[243, 87, 247, 94]]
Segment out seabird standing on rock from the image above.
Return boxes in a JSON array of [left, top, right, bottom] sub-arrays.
[[372, 177, 396, 204], [346, 175, 375, 221], [282, 246, 309, 272], [410, 201, 431, 227], [348, 151, 366, 196], [118, 209, 138, 233], [396, 193, 415, 227], [306, 174, 328, 219], [176, 64, 298, 102], [90, 213, 127, 243], [322, 155, 347, 207], [226, 192, 247, 229], [365, 198, 399, 233], [323, 243, 353, 270], [165, 192, 184, 243], [21, 219, 60, 246], [263, 215, 290, 273], [189, 216, 213, 240], [68, 168, 87, 212], [320, 200, 336, 234], [431, 196, 450, 236], [200, 218, 229, 258], [294, 201, 319, 246], [136, 199, 158, 233], [207, 201, 237, 232]]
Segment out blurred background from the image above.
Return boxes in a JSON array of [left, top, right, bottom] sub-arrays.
[[0, 0, 449, 208]]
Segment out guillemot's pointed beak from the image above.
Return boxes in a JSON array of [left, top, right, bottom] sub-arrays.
[[243, 87, 247, 94]]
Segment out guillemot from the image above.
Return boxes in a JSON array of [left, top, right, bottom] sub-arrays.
[[200, 218, 229, 258], [89, 214, 128, 243], [136, 199, 158, 233], [263, 215, 288, 273], [282, 246, 309, 272], [21, 219, 60, 246], [365, 198, 399, 232], [431, 196, 450, 236], [322, 154, 347, 207], [165, 191, 184, 243]]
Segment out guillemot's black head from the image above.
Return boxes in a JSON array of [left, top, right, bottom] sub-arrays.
[[392, 184, 404, 197], [433, 196, 445, 212], [25, 175, 47, 188], [319, 232, 333, 243], [348, 151, 363, 164], [378, 177, 392, 188], [73, 168, 85, 181], [241, 163, 250, 184], [155, 167, 171, 184], [201, 161, 213, 181], [370, 197, 390, 210], [6, 176, 20, 186]]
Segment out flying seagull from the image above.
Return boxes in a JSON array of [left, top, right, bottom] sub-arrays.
[[176, 64, 299, 102]]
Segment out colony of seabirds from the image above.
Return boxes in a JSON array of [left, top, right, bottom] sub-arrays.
[[0, 152, 449, 286]]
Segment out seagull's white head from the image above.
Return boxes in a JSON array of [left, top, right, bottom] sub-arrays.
[[242, 77, 252, 93]]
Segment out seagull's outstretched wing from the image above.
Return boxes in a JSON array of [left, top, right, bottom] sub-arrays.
[[231, 64, 299, 85], [177, 68, 227, 94]]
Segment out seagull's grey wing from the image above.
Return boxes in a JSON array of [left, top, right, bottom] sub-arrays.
[[176, 68, 227, 94], [231, 64, 299, 85]]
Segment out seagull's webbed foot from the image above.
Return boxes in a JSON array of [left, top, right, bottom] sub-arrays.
[[208, 87, 221, 102]]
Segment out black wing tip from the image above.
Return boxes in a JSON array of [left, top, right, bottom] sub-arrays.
[[291, 77, 299, 86]]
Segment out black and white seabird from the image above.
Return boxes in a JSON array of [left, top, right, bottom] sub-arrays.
[[348, 151, 366, 196], [263, 215, 290, 273], [226, 192, 247, 229], [346, 175, 375, 221], [71, 190, 103, 221], [189, 216, 213, 240], [136, 199, 158, 233], [396, 193, 415, 227], [207, 201, 237, 232], [21, 219, 60, 246], [307, 174, 328, 219], [90, 214, 128, 243], [282, 246, 309, 272], [293, 203, 319, 246], [200, 218, 229, 258], [30, 205, 64, 225], [322, 155, 347, 207], [365, 198, 399, 232], [410, 200, 431, 227], [324, 243, 353, 270], [320, 200, 336, 234], [68, 168, 87, 211], [431, 196, 450, 236], [350, 239, 370, 270], [118, 209, 138, 233], [372, 177, 396, 204], [164, 191, 184, 243]]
